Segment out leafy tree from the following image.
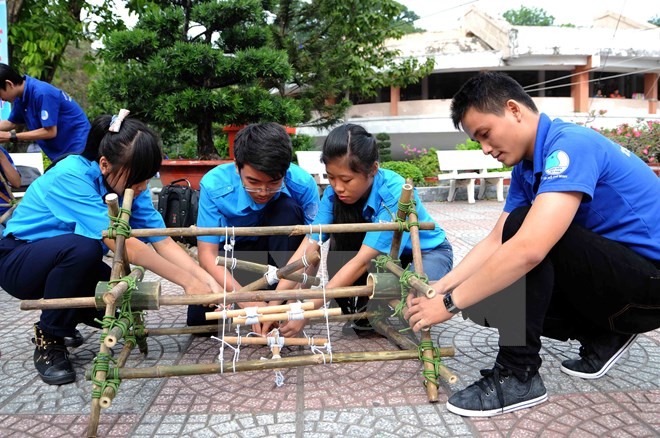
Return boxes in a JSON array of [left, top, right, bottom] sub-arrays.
[[271, 0, 434, 127], [6, 0, 125, 82], [503, 6, 555, 26], [90, 0, 306, 159]]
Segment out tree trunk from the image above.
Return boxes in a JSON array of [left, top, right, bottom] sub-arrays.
[[196, 116, 219, 160]]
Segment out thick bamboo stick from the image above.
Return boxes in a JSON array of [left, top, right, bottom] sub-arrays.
[[404, 180, 439, 403], [389, 183, 413, 259], [102, 222, 437, 239], [233, 307, 341, 325], [0, 202, 17, 224], [106, 350, 421, 380], [104, 316, 132, 348], [205, 302, 315, 320]]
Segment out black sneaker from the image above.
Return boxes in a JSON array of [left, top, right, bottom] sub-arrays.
[[446, 363, 548, 417], [560, 333, 637, 379], [63, 329, 84, 348], [32, 324, 76, 385]]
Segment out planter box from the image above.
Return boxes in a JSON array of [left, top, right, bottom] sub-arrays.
[[159, 159, 231, 190]]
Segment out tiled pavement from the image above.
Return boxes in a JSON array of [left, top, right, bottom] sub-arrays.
[[0, 200, 658, 437]]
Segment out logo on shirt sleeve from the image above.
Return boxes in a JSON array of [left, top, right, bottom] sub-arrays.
[[41, 110, 49, 121], [544, 150, 570, 175]]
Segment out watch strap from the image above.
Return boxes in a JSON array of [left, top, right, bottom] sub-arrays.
[[9, 129, 17, 142], [443, 291, 460, 314]]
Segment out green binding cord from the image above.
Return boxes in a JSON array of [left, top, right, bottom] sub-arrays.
[[418, 339, 443, 386], [392, 267, 429, 318], [372, 254, 396, 273], [107, 207, 133, 239], [91, 353, 119, 398]]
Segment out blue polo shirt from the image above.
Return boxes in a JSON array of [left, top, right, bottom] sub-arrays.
[[0, 147, 17, 215], [197, 162, 320, 245], [505, 113, 660, 260], [310, 168, 446, 255], [2, 155, 165, 243], [9, 76, 90, 160]]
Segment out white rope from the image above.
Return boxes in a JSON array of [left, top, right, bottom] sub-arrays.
[[316, 224, 333, 363], [218, 226, 236, 369], [287, 301, 305, 321], [264, 264, 279, 286]]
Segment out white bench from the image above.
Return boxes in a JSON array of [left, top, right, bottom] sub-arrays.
[[9, 152, 45, 198], [295, 150, 329, 192], [436, 150, 511, 203]]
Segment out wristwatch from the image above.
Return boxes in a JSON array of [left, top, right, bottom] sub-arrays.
[[9, 129, 17, 142], [443, 290, 461, 314]]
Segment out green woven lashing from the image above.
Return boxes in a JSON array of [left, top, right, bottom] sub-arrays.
[[90, 353, 119, 399], [107, 207, 132, 239], [418, 339, 443, 387]]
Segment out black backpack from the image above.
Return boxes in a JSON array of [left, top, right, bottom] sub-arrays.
[[157, 178, 199, 246]]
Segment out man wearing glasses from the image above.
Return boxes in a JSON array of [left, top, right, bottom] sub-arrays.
[[189, 123, 320, 326]]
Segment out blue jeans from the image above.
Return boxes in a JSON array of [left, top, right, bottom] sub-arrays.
[[402, 238, 454, 281]]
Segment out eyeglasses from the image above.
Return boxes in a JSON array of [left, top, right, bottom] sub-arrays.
[[242, 184, 285, 194]]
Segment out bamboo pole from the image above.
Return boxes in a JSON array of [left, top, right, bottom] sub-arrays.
[[99, 338, 136, 408], [87, 190, 136, 437], [0, 202, 17, 224], [21, 284, 401, 311], [229, 251, 322, 291], [232, 307, 341, 325], [106, 192, 133, 280], [102, 221, 437, 239], [106, 194, 131, 278], [205, 302, 315, 320], [388, 299, 458, 385], [102, 268, 145, 305], [404, 180, 439, 403], [143, 311, 377, 337], [384, 260, 435, 299], [102, 350, 421, 380], [217, 336, 328, 347], [388, 183, 413, 259]]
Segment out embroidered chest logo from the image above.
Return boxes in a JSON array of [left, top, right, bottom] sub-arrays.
[[544, 150, 570, 175]]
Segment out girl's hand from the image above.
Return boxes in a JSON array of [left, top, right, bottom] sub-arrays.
[[278, 319, 308, 338]]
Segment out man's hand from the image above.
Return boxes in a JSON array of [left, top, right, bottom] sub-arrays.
[[404, 293, 455, 333], [278, 319, 308, 338]]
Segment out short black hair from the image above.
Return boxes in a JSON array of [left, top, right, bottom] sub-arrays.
[[321, 124, 378, 176], [233, 123, 292, 180], [83, 114, 163, 187], [450, 72, 538, 130], [0, 64, 24, 90]]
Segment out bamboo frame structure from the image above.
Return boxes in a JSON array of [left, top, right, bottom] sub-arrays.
[[14, 182, 458, 436]]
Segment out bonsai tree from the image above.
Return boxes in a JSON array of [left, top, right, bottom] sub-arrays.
[[89, 0, 306, 159], [376, 133, 392, 162]]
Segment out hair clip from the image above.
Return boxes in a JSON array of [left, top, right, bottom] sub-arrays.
[[109, 109, 130, 133]]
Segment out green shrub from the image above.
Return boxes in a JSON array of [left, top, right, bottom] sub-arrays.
[[291, 134, 317, 163], [376, 133, 392, 162], [455, 138, 482, 150], [380, 161, 424, 185]]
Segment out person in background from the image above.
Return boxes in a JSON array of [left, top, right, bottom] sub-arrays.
[[405, 71, 660, 418], [0, 144, 21, 226], [191, 122, 320, 326], [263, 123, 453, 337], [0, 112, 221, 385], [0, 64, 90, 161]]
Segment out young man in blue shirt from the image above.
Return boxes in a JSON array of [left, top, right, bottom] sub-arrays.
[[406, 72, 660, 417], [189, 122, 320, 326], [0, 64, 90, 161]]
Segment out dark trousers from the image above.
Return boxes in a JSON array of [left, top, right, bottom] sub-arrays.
[[465, 206, 660, 380], [0, 234, 110, 338], [187, 195, 306, 325]]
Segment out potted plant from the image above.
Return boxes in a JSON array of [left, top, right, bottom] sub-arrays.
[[401, 144, 440, 185]]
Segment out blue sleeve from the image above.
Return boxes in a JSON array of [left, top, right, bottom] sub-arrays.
[[196, 181, 224, 245], [298, 179, 320, 224], [129, 189, 167, 244], [8, 100, 25, 125], [503, 167, 531, 213], [38, 89, 61, 128], [309, 187, 334, 242], [362, 196, 401, 255], [537, 142, 599, 202]]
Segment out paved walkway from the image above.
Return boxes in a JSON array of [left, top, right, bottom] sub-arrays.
[[0, 200, 658, 437]]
